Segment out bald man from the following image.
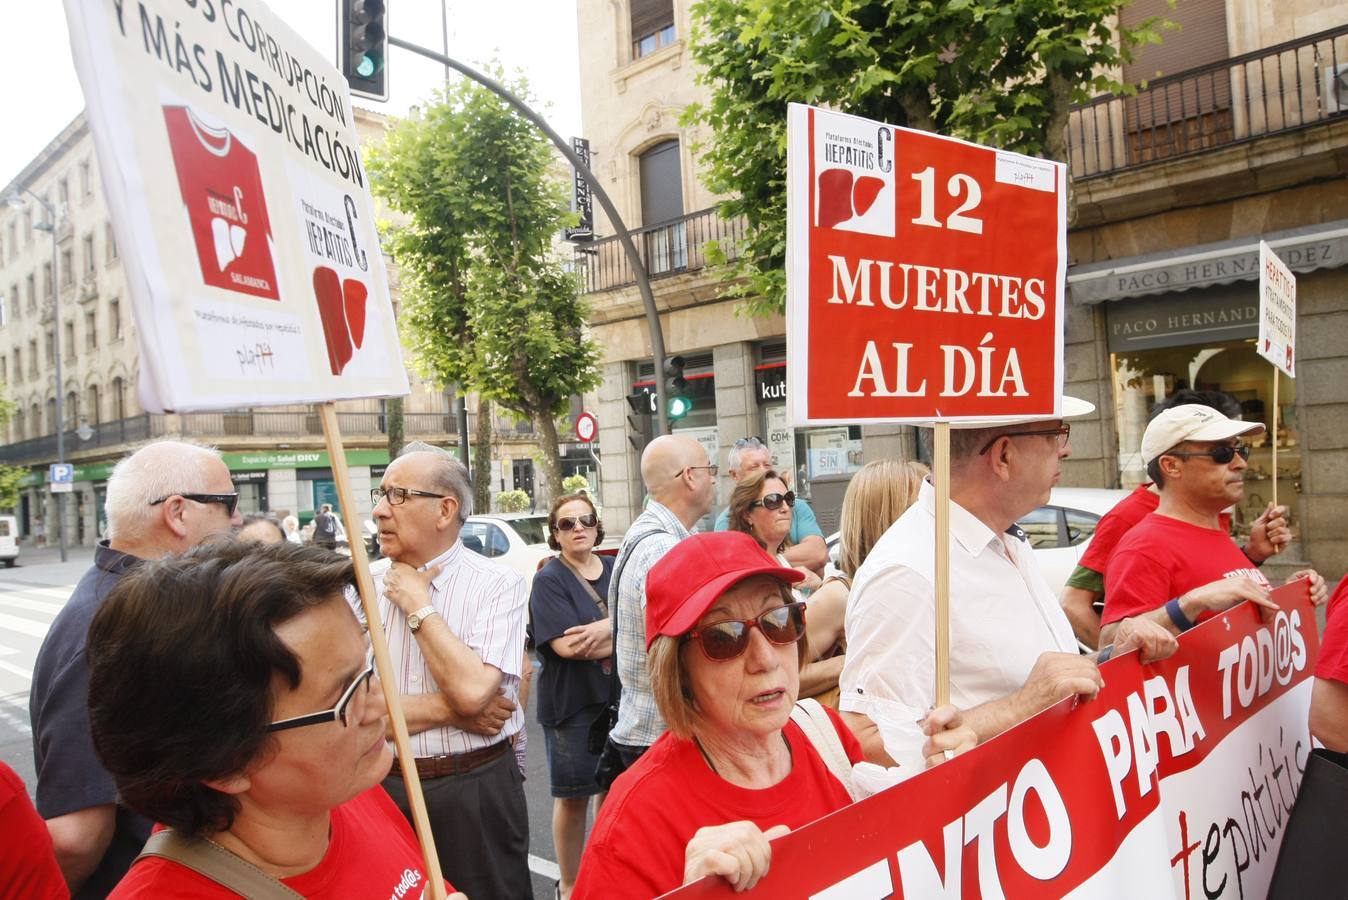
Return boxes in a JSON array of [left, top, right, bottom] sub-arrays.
[[596, 436, 717, 787]]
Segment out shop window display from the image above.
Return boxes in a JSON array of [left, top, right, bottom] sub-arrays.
[[1111, 337, 1300, 540]]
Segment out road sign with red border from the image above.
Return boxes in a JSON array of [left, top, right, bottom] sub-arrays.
[[786, 103, 1067, 425], [575, 411, 598, 443]]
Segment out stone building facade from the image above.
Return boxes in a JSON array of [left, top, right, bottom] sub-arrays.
[[574, 0, 1348, 581]]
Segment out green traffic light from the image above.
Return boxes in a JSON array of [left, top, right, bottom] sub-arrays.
[[356, 54, 381, 77], [668, 396, 692, 419]]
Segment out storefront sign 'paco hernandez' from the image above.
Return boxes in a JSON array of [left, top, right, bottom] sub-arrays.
[[785, 104, 1067, 424]]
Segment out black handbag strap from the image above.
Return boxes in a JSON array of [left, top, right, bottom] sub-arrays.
[[607, 528, 666, 694], [557, 554, 608, 618]]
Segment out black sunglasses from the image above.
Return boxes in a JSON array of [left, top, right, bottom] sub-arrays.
[[749, 491, 795, 511], [683, 602, 807, 662], [149, 492, 239, 516], [1165, 443, 1251, 465], [556, 514, 597, 532], [268, 662, 376, 733]]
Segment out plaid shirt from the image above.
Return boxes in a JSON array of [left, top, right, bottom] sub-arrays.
[[610, 500, 689, 747]]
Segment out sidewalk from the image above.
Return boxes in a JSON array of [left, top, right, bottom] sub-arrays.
[[2, 543, 96, 585]]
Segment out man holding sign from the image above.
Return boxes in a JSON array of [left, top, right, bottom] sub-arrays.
[[838, 403, 1178, 770]]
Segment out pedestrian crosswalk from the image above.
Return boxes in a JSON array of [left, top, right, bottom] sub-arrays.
[[0, 579, 78, 740]]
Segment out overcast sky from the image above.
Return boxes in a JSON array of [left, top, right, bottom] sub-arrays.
[[1, 1, 582, 186]]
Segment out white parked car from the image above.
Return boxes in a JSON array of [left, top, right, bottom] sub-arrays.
[[0, 515, 18, 567], [825, 487, 1130, 598]]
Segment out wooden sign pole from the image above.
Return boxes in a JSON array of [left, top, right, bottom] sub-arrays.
[[934, 421, 952, 708], [1271, 370, 1279, 511], [319, 403, 448, 900]]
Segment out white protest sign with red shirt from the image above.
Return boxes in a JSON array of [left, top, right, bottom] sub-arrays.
[[1258, 241, 1296, 378], [785, 104, 1067, 425], [64, 0, 409, 412], [665, 582, 1318, 899]]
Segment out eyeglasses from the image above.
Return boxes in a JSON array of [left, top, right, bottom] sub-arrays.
[[267, 662, 376, 733], [556, 513, 597, 531], [677, 465, 719, 478], [979, 425, 1071, 455], [749, 491, 795, 511], [149, 492, 239, 516], [1165, 443, 1251, 465], [372, 486, 451, 506], [683, 602, 807, 662]]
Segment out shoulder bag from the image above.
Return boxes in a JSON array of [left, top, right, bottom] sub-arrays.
[[789, 697, 861, 802], [135, 829, 304, 899]]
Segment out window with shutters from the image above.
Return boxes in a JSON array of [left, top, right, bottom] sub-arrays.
[[630, 0, 675, 60], [86, 384, 100, 426], [112, 376, 127, 420], [1120, 0, 1231, 163], [638, 139, 687, 274]]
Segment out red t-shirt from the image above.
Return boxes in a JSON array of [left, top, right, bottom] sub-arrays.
[[109, 787, 449, 898], [573, 709, 864, 900], [0, 762, 68, 900], [1078, 485, 1158, 573], [1317, 590, 1348, 684], [1102, 513, 1270, 625]]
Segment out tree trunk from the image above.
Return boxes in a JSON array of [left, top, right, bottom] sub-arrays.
[[533, 409, 565, 506], [385, 396, 405, 460], [472, 395, 493, 514]]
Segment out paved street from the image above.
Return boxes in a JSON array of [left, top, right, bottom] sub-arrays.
[[0, 546, 578, 900]]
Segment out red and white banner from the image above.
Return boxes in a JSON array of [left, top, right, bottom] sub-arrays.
[[785, 103, 1067, 425], [666, 582, 1318, 899]]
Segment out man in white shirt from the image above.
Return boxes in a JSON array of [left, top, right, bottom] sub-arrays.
[[839, 399, 1176, 772], [371, 441, 531, 899]]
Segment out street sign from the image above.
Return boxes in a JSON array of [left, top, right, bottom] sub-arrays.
[[785, 103, 1067, 425], [575, 411, 598, 443], [51, 483, 74, 494], [49, 464, 74, 484]]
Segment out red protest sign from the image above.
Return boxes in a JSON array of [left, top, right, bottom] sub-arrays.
[[664, 582, 1317, 899], [786, 104, 1066, 424]]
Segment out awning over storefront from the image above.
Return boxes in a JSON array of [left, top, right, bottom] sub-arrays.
[[1068, 219, 1348, 305]]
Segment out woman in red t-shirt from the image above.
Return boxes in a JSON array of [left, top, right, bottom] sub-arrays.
[[572, 532, 971, 898], [85, 541, 460, 899]]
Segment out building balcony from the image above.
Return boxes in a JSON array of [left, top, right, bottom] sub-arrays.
[[1067, 24, 1348, 180], [0, 410, 471, 466], [572, 206, 747, 295]]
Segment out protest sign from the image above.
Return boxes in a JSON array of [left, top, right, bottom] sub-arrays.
[[785, 103, 1067, 426], [666, 581, 1318, 899], [1258, 241, 1296, 508], [64, 0, 409, 413]]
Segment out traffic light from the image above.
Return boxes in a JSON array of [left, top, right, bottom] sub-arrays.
[[664, 355, 692, 421], [340, 0, 388, 101]]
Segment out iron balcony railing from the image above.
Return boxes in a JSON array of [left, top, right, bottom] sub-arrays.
[[0, 410, 471, 466], [573, 206, 747, 294], [1067, 23, 1348, 179]]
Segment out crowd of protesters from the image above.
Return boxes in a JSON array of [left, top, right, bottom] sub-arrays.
[[9, 386, 1337, 897]]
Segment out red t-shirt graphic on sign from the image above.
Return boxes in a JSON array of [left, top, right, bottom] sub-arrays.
[[162, 106, 280, 300]]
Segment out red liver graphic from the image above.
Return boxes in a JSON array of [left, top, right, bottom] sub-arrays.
[[817, 168, 855, 228], [312, 266, 354, 375], [343, 278, 368, 349], [852, 176, 885, 217]]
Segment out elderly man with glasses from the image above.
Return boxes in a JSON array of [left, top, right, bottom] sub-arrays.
[[366, 440, 532, 900], [30, 439, 241, 898], [714, 437, 828, 574], [1099, 404, 1328, 647], [838, 400, 1179, 772]]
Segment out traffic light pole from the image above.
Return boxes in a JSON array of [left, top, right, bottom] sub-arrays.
[[386, 36, 673, 436]]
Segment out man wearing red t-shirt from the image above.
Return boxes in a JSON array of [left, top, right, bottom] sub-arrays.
[[1059, 390, 1289, 648], [1100, 404, 1326, 646], [1311, 602, 1348, 753]]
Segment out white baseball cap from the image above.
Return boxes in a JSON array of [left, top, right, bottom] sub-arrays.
[[1140, 404, 1264, 465]]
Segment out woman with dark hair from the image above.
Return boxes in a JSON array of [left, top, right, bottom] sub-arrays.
[[236, 513, 287, 543], [529, 492, 614, 899], [85, 541, 460, 898]]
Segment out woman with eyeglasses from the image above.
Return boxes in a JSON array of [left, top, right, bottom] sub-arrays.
[[572, 531, 968, 898], [84, 540, 462, 898], [529, 492, 615, 900]]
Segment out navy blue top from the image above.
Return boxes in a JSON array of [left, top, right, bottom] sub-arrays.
[[30, 541, 151, 899], [529, 555, 614, 727]]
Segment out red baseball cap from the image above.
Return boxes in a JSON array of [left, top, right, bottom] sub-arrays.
[[645, 531, 805, 650]]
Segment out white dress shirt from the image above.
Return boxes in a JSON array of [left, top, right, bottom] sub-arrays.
[[372, 540, 529, 758], [839, 479, 1077, 771]]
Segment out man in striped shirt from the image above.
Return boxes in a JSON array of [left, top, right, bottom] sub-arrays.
[[371, 441, 531, 900]]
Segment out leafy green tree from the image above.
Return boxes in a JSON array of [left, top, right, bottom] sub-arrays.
[[369, 71, 602, 500], [0, 390, 22, 508], [684, 0, 1170, 316]]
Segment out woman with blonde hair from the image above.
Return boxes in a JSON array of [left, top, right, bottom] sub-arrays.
[[796, 459, 929, 706]]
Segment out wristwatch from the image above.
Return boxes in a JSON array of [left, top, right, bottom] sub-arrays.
[[407, 605, 439, 632]]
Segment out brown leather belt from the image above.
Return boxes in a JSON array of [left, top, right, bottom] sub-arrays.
[[389, 739, 510, 779]]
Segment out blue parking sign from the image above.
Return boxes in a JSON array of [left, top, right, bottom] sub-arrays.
[[49, 464, 74, 484]]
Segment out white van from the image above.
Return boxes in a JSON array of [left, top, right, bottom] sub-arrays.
[[0, 516, 19, 567]]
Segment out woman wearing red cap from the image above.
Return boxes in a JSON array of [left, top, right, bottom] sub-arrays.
[[571, 531, 969, 897]]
